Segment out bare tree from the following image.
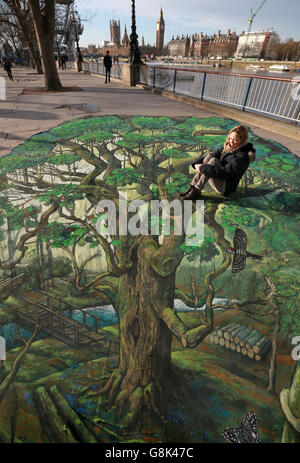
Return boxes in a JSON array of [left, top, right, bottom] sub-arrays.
[[27, 0, 63, 90], [222, 41, 238, 58], [266, 40, 281, 61], [0, 7, 25, 63], [1, 0, 43, 73], [281, 38, 299, 61]]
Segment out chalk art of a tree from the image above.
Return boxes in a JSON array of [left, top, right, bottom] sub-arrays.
[[1, 115, 299, 430], [0, 116, 235, 429]]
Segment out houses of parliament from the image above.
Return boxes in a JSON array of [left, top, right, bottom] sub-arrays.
[[85, 8, 166, 57], [84, 8, 241, 58]]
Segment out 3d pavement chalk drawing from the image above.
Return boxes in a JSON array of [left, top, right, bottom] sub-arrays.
[[0, 115, 299, 443]]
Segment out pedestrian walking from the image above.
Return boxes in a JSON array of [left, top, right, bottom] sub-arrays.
[[61, 56, 67, 70], [103, 50, 112, 84], [3, 58, 13, 81]]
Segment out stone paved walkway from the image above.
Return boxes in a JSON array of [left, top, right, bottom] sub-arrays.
[[0, 66, 299, 157]]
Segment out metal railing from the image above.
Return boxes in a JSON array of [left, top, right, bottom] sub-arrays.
[[65, 60, 76, 71], [139, 65, 300, 124], [65, 60, 123, 79]]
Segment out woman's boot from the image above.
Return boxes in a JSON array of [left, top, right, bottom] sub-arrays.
[[179, 185, 194, 197]]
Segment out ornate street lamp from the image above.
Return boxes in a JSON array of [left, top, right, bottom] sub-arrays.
[[129, 0, 142, 64]]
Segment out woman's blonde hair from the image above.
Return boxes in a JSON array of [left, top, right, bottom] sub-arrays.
[[226, 125, 249, 146], [224, 125, 255, 162]]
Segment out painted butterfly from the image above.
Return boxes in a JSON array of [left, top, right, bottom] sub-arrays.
[[223, 411, 261, 443]]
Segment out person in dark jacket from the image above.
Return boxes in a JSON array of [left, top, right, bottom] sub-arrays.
[[180, 125, 256, 200], [3, 58, 13, 81], [103, 50, 112, 83], [61, 56, 67, 70]]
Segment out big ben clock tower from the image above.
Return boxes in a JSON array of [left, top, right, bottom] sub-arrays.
[[156, 7, 165, 52]]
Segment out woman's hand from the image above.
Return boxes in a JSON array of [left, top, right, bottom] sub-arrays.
[[194, 163, 202, 172], [248, 151, 256, 163]]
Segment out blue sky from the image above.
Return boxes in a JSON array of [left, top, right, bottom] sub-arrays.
[[75, 0, 300, 47]]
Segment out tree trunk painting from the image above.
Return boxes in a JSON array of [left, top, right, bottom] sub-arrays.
[[101, 234, 213, 428]]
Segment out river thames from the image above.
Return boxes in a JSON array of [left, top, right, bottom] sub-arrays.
[[146, 61, 300, 79]]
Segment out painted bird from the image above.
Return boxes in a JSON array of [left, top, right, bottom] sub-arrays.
[[226, 228, 263, 273]]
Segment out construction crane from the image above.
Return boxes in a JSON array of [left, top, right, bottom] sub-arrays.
[[245, 0, 267, 46]]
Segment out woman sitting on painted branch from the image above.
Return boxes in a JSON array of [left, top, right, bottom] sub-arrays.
[[180, 125, 256, 200]]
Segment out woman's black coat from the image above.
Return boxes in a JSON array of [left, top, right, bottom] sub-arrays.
[[191, 142, 256, 194]]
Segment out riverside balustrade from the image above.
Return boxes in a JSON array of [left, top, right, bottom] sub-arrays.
[[65, 60, 123, 79], [64, 61, 299, 124], [139, 65, 300, 124]]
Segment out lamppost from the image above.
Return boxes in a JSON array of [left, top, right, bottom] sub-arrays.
[[129, 0, 142, 65]]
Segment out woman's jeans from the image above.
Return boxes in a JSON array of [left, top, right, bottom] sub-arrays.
[[191, 154, 226, 194]]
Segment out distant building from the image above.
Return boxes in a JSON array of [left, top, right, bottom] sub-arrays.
[[92, 20, 129, 56], [156, 8, 165, 52], [207, 29, 238, 58], [236, 30, 280, 58], [168, 35, 190, 57], [189, 32, 210, 57], [123, 25, 129, 47], [84, 14, 162, 59], [110, 19, 121, 47], [168, 30, 238, 58], [87, 44, 97, 55]]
